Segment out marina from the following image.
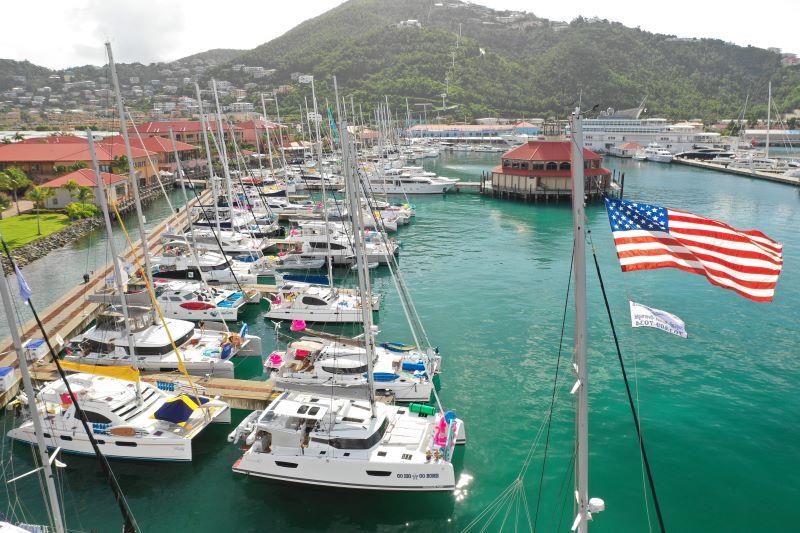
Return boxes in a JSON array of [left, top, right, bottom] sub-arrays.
[[1, 147, 797, 531], [0, 3, 798, 530]]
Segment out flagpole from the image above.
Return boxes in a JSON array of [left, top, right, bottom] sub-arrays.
[[0, 262, 65, 533]]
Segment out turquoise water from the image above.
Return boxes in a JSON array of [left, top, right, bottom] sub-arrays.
[[2, 153, 799, 532]]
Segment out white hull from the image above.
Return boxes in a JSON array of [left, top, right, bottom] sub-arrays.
[[233, 453, 455, 491], [368, 181, 454, 195], [265, 306, 373, 323]]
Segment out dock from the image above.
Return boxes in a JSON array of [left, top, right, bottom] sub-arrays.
[[673, 158, 800, 186], [0, 190, 213, 408]]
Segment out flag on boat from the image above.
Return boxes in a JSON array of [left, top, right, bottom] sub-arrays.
[[604, 198, 783, 302], [13, 265, 31, 304], [629, 301, 687, 338]]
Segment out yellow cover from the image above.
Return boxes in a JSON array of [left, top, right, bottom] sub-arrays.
[[59, 361, 140, 382]]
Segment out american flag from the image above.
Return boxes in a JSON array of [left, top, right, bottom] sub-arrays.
[[604, 197, 783, 302]]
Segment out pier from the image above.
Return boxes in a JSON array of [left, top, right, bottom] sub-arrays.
[[673, 158, 800, 186]]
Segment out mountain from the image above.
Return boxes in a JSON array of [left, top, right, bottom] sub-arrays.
[[206, 0, 800, 121]]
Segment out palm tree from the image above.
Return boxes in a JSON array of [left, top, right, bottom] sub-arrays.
[[0, 167, 33, 215], [62, 179, 80, 199], [12, 132, 24, 141], [77, 185, 94, 204], [110, 155, 129, 174], [24, 186, 55, 235]]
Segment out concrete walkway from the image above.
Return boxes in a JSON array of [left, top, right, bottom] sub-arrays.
[[0, 200, 34, 219]]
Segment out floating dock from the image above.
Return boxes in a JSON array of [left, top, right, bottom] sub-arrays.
[[673, 158, 800, 186]]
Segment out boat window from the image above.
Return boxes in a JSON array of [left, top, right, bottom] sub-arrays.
[[275, 461, 298, 468], [366, 470, 392, 477], [302, 296, 328, 306], [320, 364, 369, 375], [327, 418, 389, 450], [60, 435, 73, 441], [297, 405, 309, 415], [116, 441, 137, 447], [83, 411, 112, 424]]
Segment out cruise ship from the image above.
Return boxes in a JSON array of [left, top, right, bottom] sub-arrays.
[[579, 105, 722, 155]]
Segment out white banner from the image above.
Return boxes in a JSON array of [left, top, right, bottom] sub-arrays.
[[629, 301, 687, 338]]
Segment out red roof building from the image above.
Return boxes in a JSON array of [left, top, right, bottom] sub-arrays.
[[0, 142, 158, 184], [102, 135, 202, 172], [490, 141, 613, 201], [17, 135, 89, 144], [131, 120, 244, 145], [39, 168, 130, 209], [236, 118, 290, 147]]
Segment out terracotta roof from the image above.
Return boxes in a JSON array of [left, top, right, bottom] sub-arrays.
[[40, 168, 127, 188], [102, 135, 199, 153], [237, 119, 287, 130], [132, 120, 243, 134], [0, 142, 155, 162], [17, 135, 88, 144], [502, 141, 602, 162]]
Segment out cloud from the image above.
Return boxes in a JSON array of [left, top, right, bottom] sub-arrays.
[[71, 0, 186, 65]]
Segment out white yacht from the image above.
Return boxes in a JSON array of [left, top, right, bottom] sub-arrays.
[[268, 338, 439, 402], [64, 306, 261, 377], [150, 240, 271, 283], [266, 284, 380, 323], [643, 143, 674, 163], [8, 372, 230, 461], [227, 391, 465, 491], [284, 224, 399, 266], [161, 230, 272, 256], [368, 169, 458, 195]]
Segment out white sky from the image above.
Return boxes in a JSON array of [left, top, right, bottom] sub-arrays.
[[2, 0, 797, 69]]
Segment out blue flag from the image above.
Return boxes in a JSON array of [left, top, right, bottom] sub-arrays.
[[14, 265, 32, 304]]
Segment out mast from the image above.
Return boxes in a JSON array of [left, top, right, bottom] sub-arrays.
[[300, 75, 334, 288], [0, 271, 65, 533], [571, 108, 591, 532], [340, 113, 377, 417], [87, 133, 141, 404], [194, 83, 222, 235], [766, 81, 771, 159], [106, 41, 153, 288], [211, 80, 235, 216]]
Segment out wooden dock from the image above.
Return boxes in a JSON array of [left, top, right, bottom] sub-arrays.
[[673, 158, 800, 186], [0, 190, 212, 408]]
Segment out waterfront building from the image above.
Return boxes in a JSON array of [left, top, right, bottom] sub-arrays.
[[0, 141, 157, 185], [489, 140, 613, 201], [406, 121, 540, 143], [102, 135, 202, 172], [131, 120, 244, 144], [579, 107, 722, 154], [237, 118, 291, 147], [742, 128, 800, 146], [39, 168, 129, 208]]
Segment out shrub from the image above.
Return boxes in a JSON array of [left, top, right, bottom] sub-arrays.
[[65, 202, 99, 220], [0, 192, 10, 211]]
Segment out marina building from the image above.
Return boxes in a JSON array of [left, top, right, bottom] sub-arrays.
[[39, 168, 129, 209], [0, 141, 157, 185], [131, 120, 244, 144], [489, 140, 613, 202]]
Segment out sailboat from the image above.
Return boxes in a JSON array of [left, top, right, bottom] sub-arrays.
[[227, 104, 465, 491]]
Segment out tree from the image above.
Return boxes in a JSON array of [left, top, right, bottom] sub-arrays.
[[24, 186, 55, 235], [76, 185, 95, 203], [69, 161, 88, 172], [62, 179, 80, 198], [12, 132, 24, 141], [110, 155, 129, 173], [0, 167, 33, 215]]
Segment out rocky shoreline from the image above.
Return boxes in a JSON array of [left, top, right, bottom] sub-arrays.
[[2, 217, 102, 274]]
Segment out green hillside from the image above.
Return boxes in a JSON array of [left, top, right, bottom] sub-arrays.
[[209, 0, 800, 122]]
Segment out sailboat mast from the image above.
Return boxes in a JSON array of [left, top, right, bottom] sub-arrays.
[[571, 108, 590, 532], [340, 117, 377, 416], [87, 133, 141, 403], [211, 80, 235, 214], [194, 83, 222, 235], [260, 94, 277, 179], [303, 76, 334, 287], [106, 41, 153, 288], [766, 81, 771, 159], [0, 270, 65, 533]]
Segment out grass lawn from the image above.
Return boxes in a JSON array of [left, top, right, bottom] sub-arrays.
[[0, 212, 71, 249]]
